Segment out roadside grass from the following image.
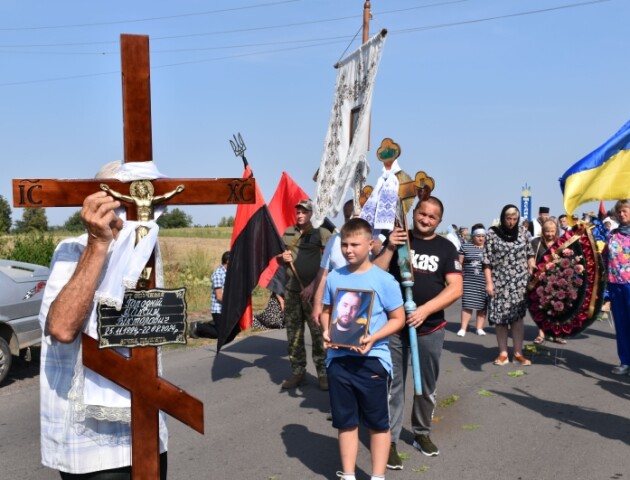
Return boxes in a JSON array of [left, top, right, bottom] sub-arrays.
[[3, 227, 270, 315], [49, 226, 233, 239], [159, 227, 233, 239]]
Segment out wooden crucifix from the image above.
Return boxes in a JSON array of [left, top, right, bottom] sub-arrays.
[[12, 34, 255, 479]]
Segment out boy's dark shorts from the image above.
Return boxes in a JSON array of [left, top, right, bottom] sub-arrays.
[[327, 356, 390, 431]]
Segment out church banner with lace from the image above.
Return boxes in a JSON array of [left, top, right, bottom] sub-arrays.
[[312, 30, 387, 227]]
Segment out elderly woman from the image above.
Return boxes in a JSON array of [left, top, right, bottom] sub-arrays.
[[483, 205, 534, 365], [457, 223, 488, 336], [607, 199, 630, 375], [529, 219, 566, 345]]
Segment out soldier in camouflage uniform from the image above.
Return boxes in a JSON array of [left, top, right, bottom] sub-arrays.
[[278, 199, 331, 390]]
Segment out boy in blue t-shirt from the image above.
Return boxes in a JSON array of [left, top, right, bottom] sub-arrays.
[[321, 218, 405, 480]]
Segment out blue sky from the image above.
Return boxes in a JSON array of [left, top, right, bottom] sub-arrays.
[[1, 0, 628, 230]]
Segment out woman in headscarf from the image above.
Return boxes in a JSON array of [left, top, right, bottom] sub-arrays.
[[607, 199, 630, 375], [457, 223, 488, 336], [483, 205, 534, 365]]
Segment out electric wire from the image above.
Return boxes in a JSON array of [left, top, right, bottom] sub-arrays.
[[0, 0, 302, 31], [392, 0, 610, 35], [0, 0, 466, 49], [0, 0, 613, 87], [334, 24, 363, 66]]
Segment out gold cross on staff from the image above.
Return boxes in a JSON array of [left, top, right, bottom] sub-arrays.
[[358, 138, 435, 214], [398, 171, 435, 210], [12, 34, 254, 479]]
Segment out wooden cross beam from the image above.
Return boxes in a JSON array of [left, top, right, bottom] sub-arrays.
[[12, 34, 254, 479]]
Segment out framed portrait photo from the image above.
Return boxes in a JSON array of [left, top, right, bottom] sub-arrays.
[[329, 288, 374, 349]]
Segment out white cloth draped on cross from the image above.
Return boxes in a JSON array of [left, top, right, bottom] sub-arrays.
[[360, 159, 401, 231], [70, 161, 168, 425], [311, 31, 387, 227], [93, 160, 167, 310], [93, 221, 159, 310]]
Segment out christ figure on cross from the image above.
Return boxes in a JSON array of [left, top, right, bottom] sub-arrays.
[[101, 180, 184, 243]]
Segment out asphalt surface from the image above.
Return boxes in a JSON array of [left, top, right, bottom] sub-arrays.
[[1, 302, 629, 480]]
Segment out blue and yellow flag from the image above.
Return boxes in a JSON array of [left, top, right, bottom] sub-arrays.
[[560, 119, 630, 217]]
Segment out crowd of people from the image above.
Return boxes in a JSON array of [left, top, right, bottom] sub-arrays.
[[193, 198, 629, 479], [36, 161, 629, 479]]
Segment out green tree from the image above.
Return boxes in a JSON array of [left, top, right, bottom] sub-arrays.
[[9, 232, 57, 266], [14, 207, 48, 233], [63, 210, 85, 232], [0, 195, 11, 234], [156, 208, 193, 228], [218, 216, 235, 227]]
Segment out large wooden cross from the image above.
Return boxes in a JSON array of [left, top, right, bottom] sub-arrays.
[[12, 34, 255, 478]]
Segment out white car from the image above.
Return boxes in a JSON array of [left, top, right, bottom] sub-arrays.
[[0, 259, 49, 384]]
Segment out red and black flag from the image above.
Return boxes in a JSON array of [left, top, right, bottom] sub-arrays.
[[217, 161, 284, 351], [258, 172, 309, 295], [257, 172, 338, 295]]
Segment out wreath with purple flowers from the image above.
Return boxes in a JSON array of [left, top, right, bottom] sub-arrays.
[[527, 223, 606, 338]]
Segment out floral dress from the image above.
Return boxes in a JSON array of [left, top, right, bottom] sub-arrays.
[[252, 294, 285, 330], [483, 229, 533, 325]]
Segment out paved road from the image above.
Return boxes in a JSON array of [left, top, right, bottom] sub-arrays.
[[1, 303, 629, 480]]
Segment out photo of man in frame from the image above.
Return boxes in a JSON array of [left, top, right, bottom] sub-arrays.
[[329, 289, 374, 348]]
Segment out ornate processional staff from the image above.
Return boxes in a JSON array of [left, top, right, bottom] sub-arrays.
[[360, 138, 435, 396]]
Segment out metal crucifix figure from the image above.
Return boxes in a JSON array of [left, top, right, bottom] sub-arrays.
[[100, 180, 184, 244]]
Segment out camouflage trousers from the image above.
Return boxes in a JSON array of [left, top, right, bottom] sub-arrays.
[[284, 289, 326, 377]]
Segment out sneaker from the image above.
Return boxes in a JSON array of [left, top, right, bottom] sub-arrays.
[[336, 472, 356, 480], [318, 375, 329, 391], [612, 364, 630, 375], [281, 373, 306, 389], [476, 329, 486, 336], [387, 443, 404, 470], [456, 329, 466, 337], [413, 434, 439, 457]]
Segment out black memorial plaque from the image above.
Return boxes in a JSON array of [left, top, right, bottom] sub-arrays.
[[97, 288, 187, 348]]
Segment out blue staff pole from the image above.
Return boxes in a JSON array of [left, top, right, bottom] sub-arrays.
[[395, 219, 422, 395]]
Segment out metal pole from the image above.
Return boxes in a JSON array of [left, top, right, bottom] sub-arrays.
[[395, 211, 422, 396], [363, 1, 371, 43]]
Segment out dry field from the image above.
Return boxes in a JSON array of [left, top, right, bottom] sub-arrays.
[[159, 233, 271, 314], [160, 236, 230, 273]]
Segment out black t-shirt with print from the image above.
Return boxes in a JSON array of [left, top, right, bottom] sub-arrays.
[[389, 232, 461, 335]]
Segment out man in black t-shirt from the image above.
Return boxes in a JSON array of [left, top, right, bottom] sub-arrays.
[[375, 196, 462, 465]]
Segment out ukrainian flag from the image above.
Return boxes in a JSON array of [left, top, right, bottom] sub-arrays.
[[560, 119, 630, 217]]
